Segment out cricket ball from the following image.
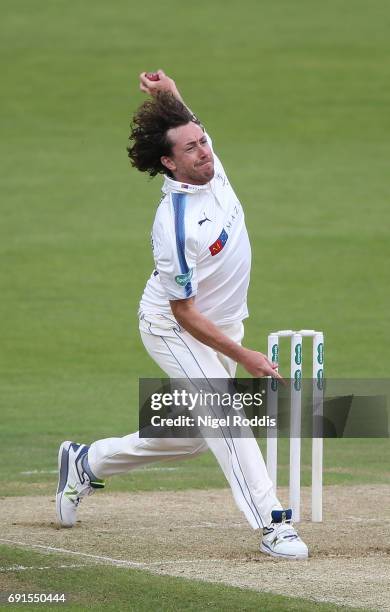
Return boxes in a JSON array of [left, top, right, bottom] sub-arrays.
[[145, 72, 160, 81]]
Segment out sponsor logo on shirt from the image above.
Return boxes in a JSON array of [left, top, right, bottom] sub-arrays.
[[209, 228, 228, 256], [225, 204, 240, 230], [198, 212, 212, 226], [175, 269, 193, 286], [215, 171, 228, 187]]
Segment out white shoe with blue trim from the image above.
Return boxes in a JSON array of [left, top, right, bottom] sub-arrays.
[[260, 509, 308, 559], [56, 440, 104, 528]]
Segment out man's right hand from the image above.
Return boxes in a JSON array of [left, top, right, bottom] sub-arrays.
[[139, 70, 183, 102], [238, 348, 283, 379]]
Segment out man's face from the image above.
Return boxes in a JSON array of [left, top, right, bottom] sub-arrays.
[[161, 122, 214, 185]]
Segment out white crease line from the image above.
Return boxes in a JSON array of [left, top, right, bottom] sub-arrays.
[[133, 522, 246, 531], [0, 539, 146, 568], [142, 467, 179, 472], [0, 539, 225, 570], [20, 470, 58, 475], [0, 564, 86, 572], [147, 558, 227, 566], [19, 467, 179, 475], [344, 516, 390, 523]]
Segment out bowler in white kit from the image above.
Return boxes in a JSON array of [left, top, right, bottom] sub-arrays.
[[56, 70, 308, 559]]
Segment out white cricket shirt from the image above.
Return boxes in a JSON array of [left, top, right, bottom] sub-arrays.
[[139, 136, 251, 328]]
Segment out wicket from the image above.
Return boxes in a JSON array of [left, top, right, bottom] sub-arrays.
[[267, 330, 325, 522]]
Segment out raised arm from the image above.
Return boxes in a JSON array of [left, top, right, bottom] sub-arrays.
[[139, 70, 185, 103], [138, 70, 200, 122]]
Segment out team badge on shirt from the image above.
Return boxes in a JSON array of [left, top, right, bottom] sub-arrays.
[[209, 228, 228, 256]]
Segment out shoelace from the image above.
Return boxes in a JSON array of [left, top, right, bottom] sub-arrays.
[[79, 478, 96, 497], [70, 474, 95, 506], [74, 489, 94, 507], [274, 521, 298, 541]]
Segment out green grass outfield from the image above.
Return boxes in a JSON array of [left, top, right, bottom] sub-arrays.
[[1, 0, 389, 609], [0, 546, 365, 612]]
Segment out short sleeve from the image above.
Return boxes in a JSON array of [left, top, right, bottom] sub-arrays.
[[152, 193, 198, 300]]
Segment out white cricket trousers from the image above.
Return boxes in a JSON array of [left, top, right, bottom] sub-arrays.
[[88, 317, 282, 529]]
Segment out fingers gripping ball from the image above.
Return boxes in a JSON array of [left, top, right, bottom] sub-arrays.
[[145, 72, 160, 81]]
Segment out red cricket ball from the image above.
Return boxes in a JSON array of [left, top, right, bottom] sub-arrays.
[[145, 72, 160, 81]]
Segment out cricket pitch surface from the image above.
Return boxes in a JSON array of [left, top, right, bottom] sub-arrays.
[[1, 484, 389, 610]]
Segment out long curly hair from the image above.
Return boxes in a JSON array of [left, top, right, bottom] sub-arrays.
[[127, 92, 199, 177]]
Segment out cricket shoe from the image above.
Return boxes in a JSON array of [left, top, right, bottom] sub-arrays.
[[56, 440, 104, 527], [260, 509, 308, 560]]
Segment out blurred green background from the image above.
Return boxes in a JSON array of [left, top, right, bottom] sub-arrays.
[[1, 0, 389, 495]]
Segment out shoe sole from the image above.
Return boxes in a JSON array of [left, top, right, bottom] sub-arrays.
[[56, 440, 74, 528], [260, 542, 308, 560]]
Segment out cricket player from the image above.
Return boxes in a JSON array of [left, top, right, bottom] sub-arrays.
[[56, 70, 308, 559]]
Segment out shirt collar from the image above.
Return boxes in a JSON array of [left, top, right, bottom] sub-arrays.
[[162, 175, 211, 195]]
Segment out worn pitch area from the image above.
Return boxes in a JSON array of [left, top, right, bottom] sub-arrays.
[[1, 485, 389, 610]]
